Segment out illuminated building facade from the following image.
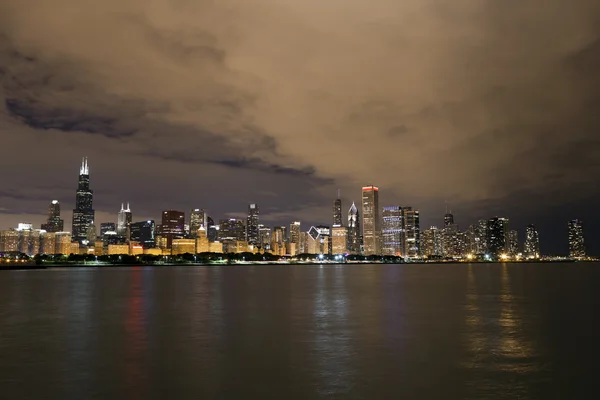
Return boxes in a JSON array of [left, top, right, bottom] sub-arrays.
[[507, 230, 519, 255], [161, 210, 185, 248], [289, 222, 301, 255], [361, 185, 380, 255], [422, 226, 442, 257], [486, 217, 509, 257], [333, 190, 342, 227], [72, 157, 95, 244], [190, 208, 207, 237], [41, 200, 64, 232], [172, 239, 196, 255], [100, 222, 116, 236], [130, 220, 155, 248], [524, 224, 540, 258], [347, 202, 361, 254], [117, 203, 132, 237], [402, 207, 420, 258], [331, 226, 348, 255], [258, 224, 272, 251], [568, 219, 585, 258], [382, 206, 403, 256], [247, 204, 259, 245]]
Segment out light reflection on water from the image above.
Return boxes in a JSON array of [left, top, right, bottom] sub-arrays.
[[0, 263, 599, 399]]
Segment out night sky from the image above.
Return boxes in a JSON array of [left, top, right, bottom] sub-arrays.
[[1, 1, 599, 256]]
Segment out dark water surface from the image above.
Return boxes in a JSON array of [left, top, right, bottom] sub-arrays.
[[1, 263, 599, 399]]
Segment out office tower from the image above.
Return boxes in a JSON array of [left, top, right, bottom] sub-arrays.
[[72, 157, 95, 244], [507, 230, 519, 255], [271, 226, 287, 255], [190, 209, 207, 237], [331, 226, 348, 255], [333, 190, 342, 227], [444, 211, 454, 227], [362, 185, 381, 255], [347, 202, 361, 254], [247, 204, 260, 245], [568, 219, 585, 258], [100, 222, 116, 236], [524, 224, 540, 258], [289, 221, 301, 247], [206, 216, 218, 242], [117, 203, 132, 237], [130, 220, 156, 248], [422, 226, 442, 257], [258, 224, 272, 251], [161, 210, 185, 248], [219, 219, 246, 242], [402, 207, 420, 258], [478, 219, 488, 253], [55, 231, 73, 255], [41, 200, 64, 232], [486, 217, 509, 257], [0, 229, 19, 252], [382, 206, 403, 256], [467, 223, 487, 254], [442, 224, 458, 258]]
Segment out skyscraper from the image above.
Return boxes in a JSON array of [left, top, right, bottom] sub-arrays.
[[247, 204, 259, 245], [402, 207, 420, 258], [258, 224, 272, 251], [130, 220, 156, 248], [100, 222, 116, 236], [568, 219, 585, 258], [117, 203, 132, 237], [422, 226, 442, 257], [362, 185, 380, 255], [289, 221, 301, 247], [507, 230, 519, 256], [486, 217, 509, 257], [190, 209, 207, 237], [347, 202, 361, 254], [72, 157, 95, 244], [41, 200, 64, 232], [219, 219, 247, 242], [161, 210, 185, 248], [524, 224, 540, 258], [333, 190, 342, 227], [382, 206, 403, 256], [331, 226, 348, 255]]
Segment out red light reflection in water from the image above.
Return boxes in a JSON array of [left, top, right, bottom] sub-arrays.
[[125, 267, 148, 399]]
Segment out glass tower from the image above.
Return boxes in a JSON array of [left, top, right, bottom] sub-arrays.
[[72, 157, 95, 244]]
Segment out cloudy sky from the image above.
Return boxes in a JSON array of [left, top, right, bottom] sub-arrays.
[[1, 0, 599, 255]]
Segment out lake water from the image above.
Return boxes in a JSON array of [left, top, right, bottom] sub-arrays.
[[1, 263, 599, 399]]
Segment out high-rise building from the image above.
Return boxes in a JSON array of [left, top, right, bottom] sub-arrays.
[[247, 204, 259, 245], [308, 226, 331, 255], [41, 200, 64, 232], [524, 224, 540, 259], [289, 221, 301, 247], [382, 206, 403, 256], [422, 226, 442, 257], [190, 209, 207, 237], [100, 222, 116, 236], [206, 216, 218, 242], [442, 224, 459, 258], [331, 226, 348, 255], [507, 230, 519, 256], [72, 157, 95, 244], [362, 185, 380, 255], [130, 220, 156, 248], [402, 207, 420, 258], [219, 219, 246, 242], [568, 219, 585, 258], [333, 190, 342, 227], [117, 203, 132, 237], [161, 210, 185, 248], [486, 217, 509, 257], [467, 223, 487, 254], [258, 224, 272, 251], [444, 212, 454, 227], [347, 202, 361, 254]]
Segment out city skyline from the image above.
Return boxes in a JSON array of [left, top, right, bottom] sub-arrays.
[[0, 158, 594, 257]]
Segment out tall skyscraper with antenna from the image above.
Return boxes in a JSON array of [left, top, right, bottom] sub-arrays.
[[72, 157, 95, 244], [117, 203, 132, 238], [333, 190, 342, 227]]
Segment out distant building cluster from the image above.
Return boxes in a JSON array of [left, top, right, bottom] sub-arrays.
[[0, 159, 590, 260]]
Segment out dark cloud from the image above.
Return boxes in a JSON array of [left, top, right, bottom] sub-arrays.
[[0, 0, 599, 254]]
